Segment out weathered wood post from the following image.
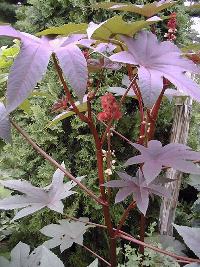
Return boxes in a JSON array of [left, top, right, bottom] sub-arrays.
[[159, 96, 193, 235]]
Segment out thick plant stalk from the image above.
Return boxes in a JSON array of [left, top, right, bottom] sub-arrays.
[[159, 96, 192, 235], [52, 57, 117, 266]]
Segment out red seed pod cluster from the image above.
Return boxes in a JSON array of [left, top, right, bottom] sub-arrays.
[[164, 12, 177, 41], [97, 93, 122, 122]]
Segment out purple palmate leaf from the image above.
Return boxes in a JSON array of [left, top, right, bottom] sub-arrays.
[[6, 35, 51, 113], [0, 25, 20, 39], [109, 31, 200, 107], [173, 224, 200, 259], [0, 242, 65, 267], [0, 163, 85, 221], [125, 140, 200, 184], [0, 26, 90, 116], [55, 44, 88, 101], [104, 170, 170, 215], [0, 103, 11, 143]]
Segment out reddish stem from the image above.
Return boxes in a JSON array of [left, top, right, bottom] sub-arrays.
[[115, 201, 136, 234], [119, 74, 137, 106], [147, 88, 165, 141], [52, 53, 117, 265], [127, 65, 146, 252], [101, 119, 114, 145], [139, 214, 145, 254], [90, 123, 117, 266], [106, 130, 112, 197], [83, 245, 111, 266], [118, 232, 200, 264], [126, 65, 145, 144]]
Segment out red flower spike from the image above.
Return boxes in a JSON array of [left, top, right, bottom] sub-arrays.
[[97, 93, 122, 122], [165, 12, 177, 41]]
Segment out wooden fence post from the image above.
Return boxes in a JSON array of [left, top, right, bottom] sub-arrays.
[[159, 96, 192, 235]]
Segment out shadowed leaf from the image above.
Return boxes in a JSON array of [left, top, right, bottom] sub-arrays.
[[40, 217, 93, 252], [173, 224, 200, 258]]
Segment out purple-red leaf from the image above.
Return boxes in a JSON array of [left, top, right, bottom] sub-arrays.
[[0, 26, 90, 112], [105, 170, 170, 215], [173, 224, 200, 259], [0, 25, 20, 39], [109, 31, 200, 107], [125, 140, 200, 184], [55, 44, 88, 101], [6, 35, 51, 113], [0, 163, 84, 221]]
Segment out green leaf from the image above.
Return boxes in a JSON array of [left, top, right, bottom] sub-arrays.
[[0, 58, 13, 68], [188, 3, 200, 10], [37, 23, 88, 36], [0, 187, 11, 199], [89, 16, 160, 41], [47, 102, 87, 128], [0, 73, 8, 83], [182, 43, 200, 52], [1, 46, 19, 58], [91, 2, 175, 17], [19, 99, 31, 114]]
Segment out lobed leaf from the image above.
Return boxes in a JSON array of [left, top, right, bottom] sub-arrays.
[[40, 217, 92, 252], [0, 242, 65, 267], [105, 170, 170, 215], [0, 163, 84, 221], [110, 31, 200, 107], [125, 140, 200, 184], [37, 23, 88, 36], [91, 1, 175, 17], [87, 16, 161, 41], [6, 36, 51, 113], [55, 44, 88, 101]]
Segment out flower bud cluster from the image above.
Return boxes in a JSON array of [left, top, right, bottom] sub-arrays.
[[98, 93, 122, 122], [164, 12, 177, 41], [102, 149, 116, 175]]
